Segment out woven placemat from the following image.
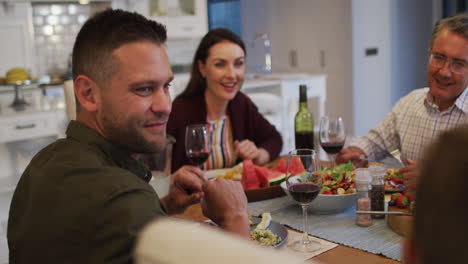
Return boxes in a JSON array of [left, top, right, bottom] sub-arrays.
[[248, 196, 403, 261]]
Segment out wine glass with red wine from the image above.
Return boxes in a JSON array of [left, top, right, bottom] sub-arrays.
[[319, 116, 345, 168], [185, 124, 211, 168], [286, 149, 322, 252]]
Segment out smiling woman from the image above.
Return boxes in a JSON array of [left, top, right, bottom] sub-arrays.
[[167, 28, 283, 172]]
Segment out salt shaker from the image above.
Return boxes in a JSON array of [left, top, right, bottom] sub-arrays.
[[369, 164, 386, 219], [355, 168, 372, 227]]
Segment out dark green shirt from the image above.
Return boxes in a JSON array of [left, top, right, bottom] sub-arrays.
[[8, 121, 166, 263]]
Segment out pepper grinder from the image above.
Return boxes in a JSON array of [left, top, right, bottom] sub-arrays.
[[369, 164, 386, 219]]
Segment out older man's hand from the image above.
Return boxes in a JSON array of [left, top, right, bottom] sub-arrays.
[[399, 159, 419, 189], [336, 146, 368, 167]]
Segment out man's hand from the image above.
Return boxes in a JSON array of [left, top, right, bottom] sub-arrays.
[[399, 159, 419, 189], [234, 140, 270, 165], [161, 166, 206, 215], [201, 179, 250, 238], [336, 146, 368, 167]]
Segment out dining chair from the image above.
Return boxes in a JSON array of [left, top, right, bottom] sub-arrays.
[[246, 92, 282, 131]]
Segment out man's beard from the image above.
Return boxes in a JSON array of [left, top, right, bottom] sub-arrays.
[[101, 115, 166, 154]]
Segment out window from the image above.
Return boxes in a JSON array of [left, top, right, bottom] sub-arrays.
[[442, 0, 467, 17], [207, 0, 241, 36]]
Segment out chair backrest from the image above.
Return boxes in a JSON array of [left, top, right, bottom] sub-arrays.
[[246, 92, 281, 115], [246, 92, 283, 131], [62, 80, 76, 121]]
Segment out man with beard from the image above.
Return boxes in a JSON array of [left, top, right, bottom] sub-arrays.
[[7, 9, 249, 264], [337, 13, 468, 187]]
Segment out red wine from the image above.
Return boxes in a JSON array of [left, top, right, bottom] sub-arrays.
[[187, 152, 209, 166], [321, 142, 344, 155], [288, 183, 320, 204], [295, 131, 314, 150]]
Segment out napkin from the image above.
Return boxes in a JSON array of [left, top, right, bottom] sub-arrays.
[[281, 228, 338, 261]]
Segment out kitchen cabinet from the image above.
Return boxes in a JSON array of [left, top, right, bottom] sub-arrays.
[[150, 0, 208, 39], [0, 86, 66, 188], [171, 73, 190, 98], [241, 0, 353, 135], [114, 0, 208, 39], [0, 3, 36, 77], [243, 74, 327, 157], [0, 86, 67, 143]]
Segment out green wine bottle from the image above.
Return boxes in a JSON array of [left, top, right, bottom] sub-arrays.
[[294, 84, 314, 150]]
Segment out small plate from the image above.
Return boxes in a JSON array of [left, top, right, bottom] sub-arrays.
[[250, 217, 288, 248], [385, 186, 408, 193]]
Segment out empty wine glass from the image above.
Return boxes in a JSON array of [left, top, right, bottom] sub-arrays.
[[319, 116, 345, 168], [185, 124, 211, 168], [286, 149, 322, 252]]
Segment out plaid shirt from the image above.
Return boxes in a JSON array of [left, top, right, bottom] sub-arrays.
[[349, 87, 468, 162]]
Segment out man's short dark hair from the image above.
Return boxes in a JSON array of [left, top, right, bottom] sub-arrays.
[[72, 8, 167, 85]]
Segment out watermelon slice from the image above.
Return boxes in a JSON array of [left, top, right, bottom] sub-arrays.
[[288, 156, 306, 175], [241, 160, 260, 190], [274, 157, 287, 173], [254, 166, 286, 187]]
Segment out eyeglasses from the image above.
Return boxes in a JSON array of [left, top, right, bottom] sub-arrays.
[[429, 53, 468, 74]]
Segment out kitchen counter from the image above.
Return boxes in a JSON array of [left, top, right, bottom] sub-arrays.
[[243, 73, 327, 156], [0, 87, 66, 143]]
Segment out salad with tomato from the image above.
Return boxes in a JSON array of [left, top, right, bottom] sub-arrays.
[[384, 168, 406, 191], [299, 162, 357, 195]]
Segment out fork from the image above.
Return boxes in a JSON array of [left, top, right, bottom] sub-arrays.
[[390, 149, 403, 165]]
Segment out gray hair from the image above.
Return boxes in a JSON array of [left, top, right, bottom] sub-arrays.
[[429, 12, 468, 51]]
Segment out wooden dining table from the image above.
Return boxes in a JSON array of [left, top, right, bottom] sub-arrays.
[[171, 157, 403, 263], [175, 203, 401, 264]]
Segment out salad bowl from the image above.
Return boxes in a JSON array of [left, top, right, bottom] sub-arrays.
[[280, 162, 357, 214]]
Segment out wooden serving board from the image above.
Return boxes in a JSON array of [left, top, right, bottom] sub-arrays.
[[245, 185, 286, 202], [387, 205, 413, 237]]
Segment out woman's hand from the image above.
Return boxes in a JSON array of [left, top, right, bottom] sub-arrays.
[[234, 140, 270, 165]]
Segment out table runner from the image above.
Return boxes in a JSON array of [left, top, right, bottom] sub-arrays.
[[248, 196, 403, 261]]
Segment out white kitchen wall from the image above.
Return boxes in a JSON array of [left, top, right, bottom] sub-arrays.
[[389, 0, 433, 104], [352, 0, 393, 136], [240, 0, 353, 134], [32, 2, 111, 78], [353, 0, 434, 136]]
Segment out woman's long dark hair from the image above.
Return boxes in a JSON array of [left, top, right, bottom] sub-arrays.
[[177, 28, 246, 99]]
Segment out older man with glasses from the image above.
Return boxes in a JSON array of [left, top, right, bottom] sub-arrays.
[[337, 13, 468, 187]]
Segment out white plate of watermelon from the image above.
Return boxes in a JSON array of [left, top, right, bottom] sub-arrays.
[[205, 168, 233, 181], [204, 160, 287, 188], [204, 159, 293, 202]]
